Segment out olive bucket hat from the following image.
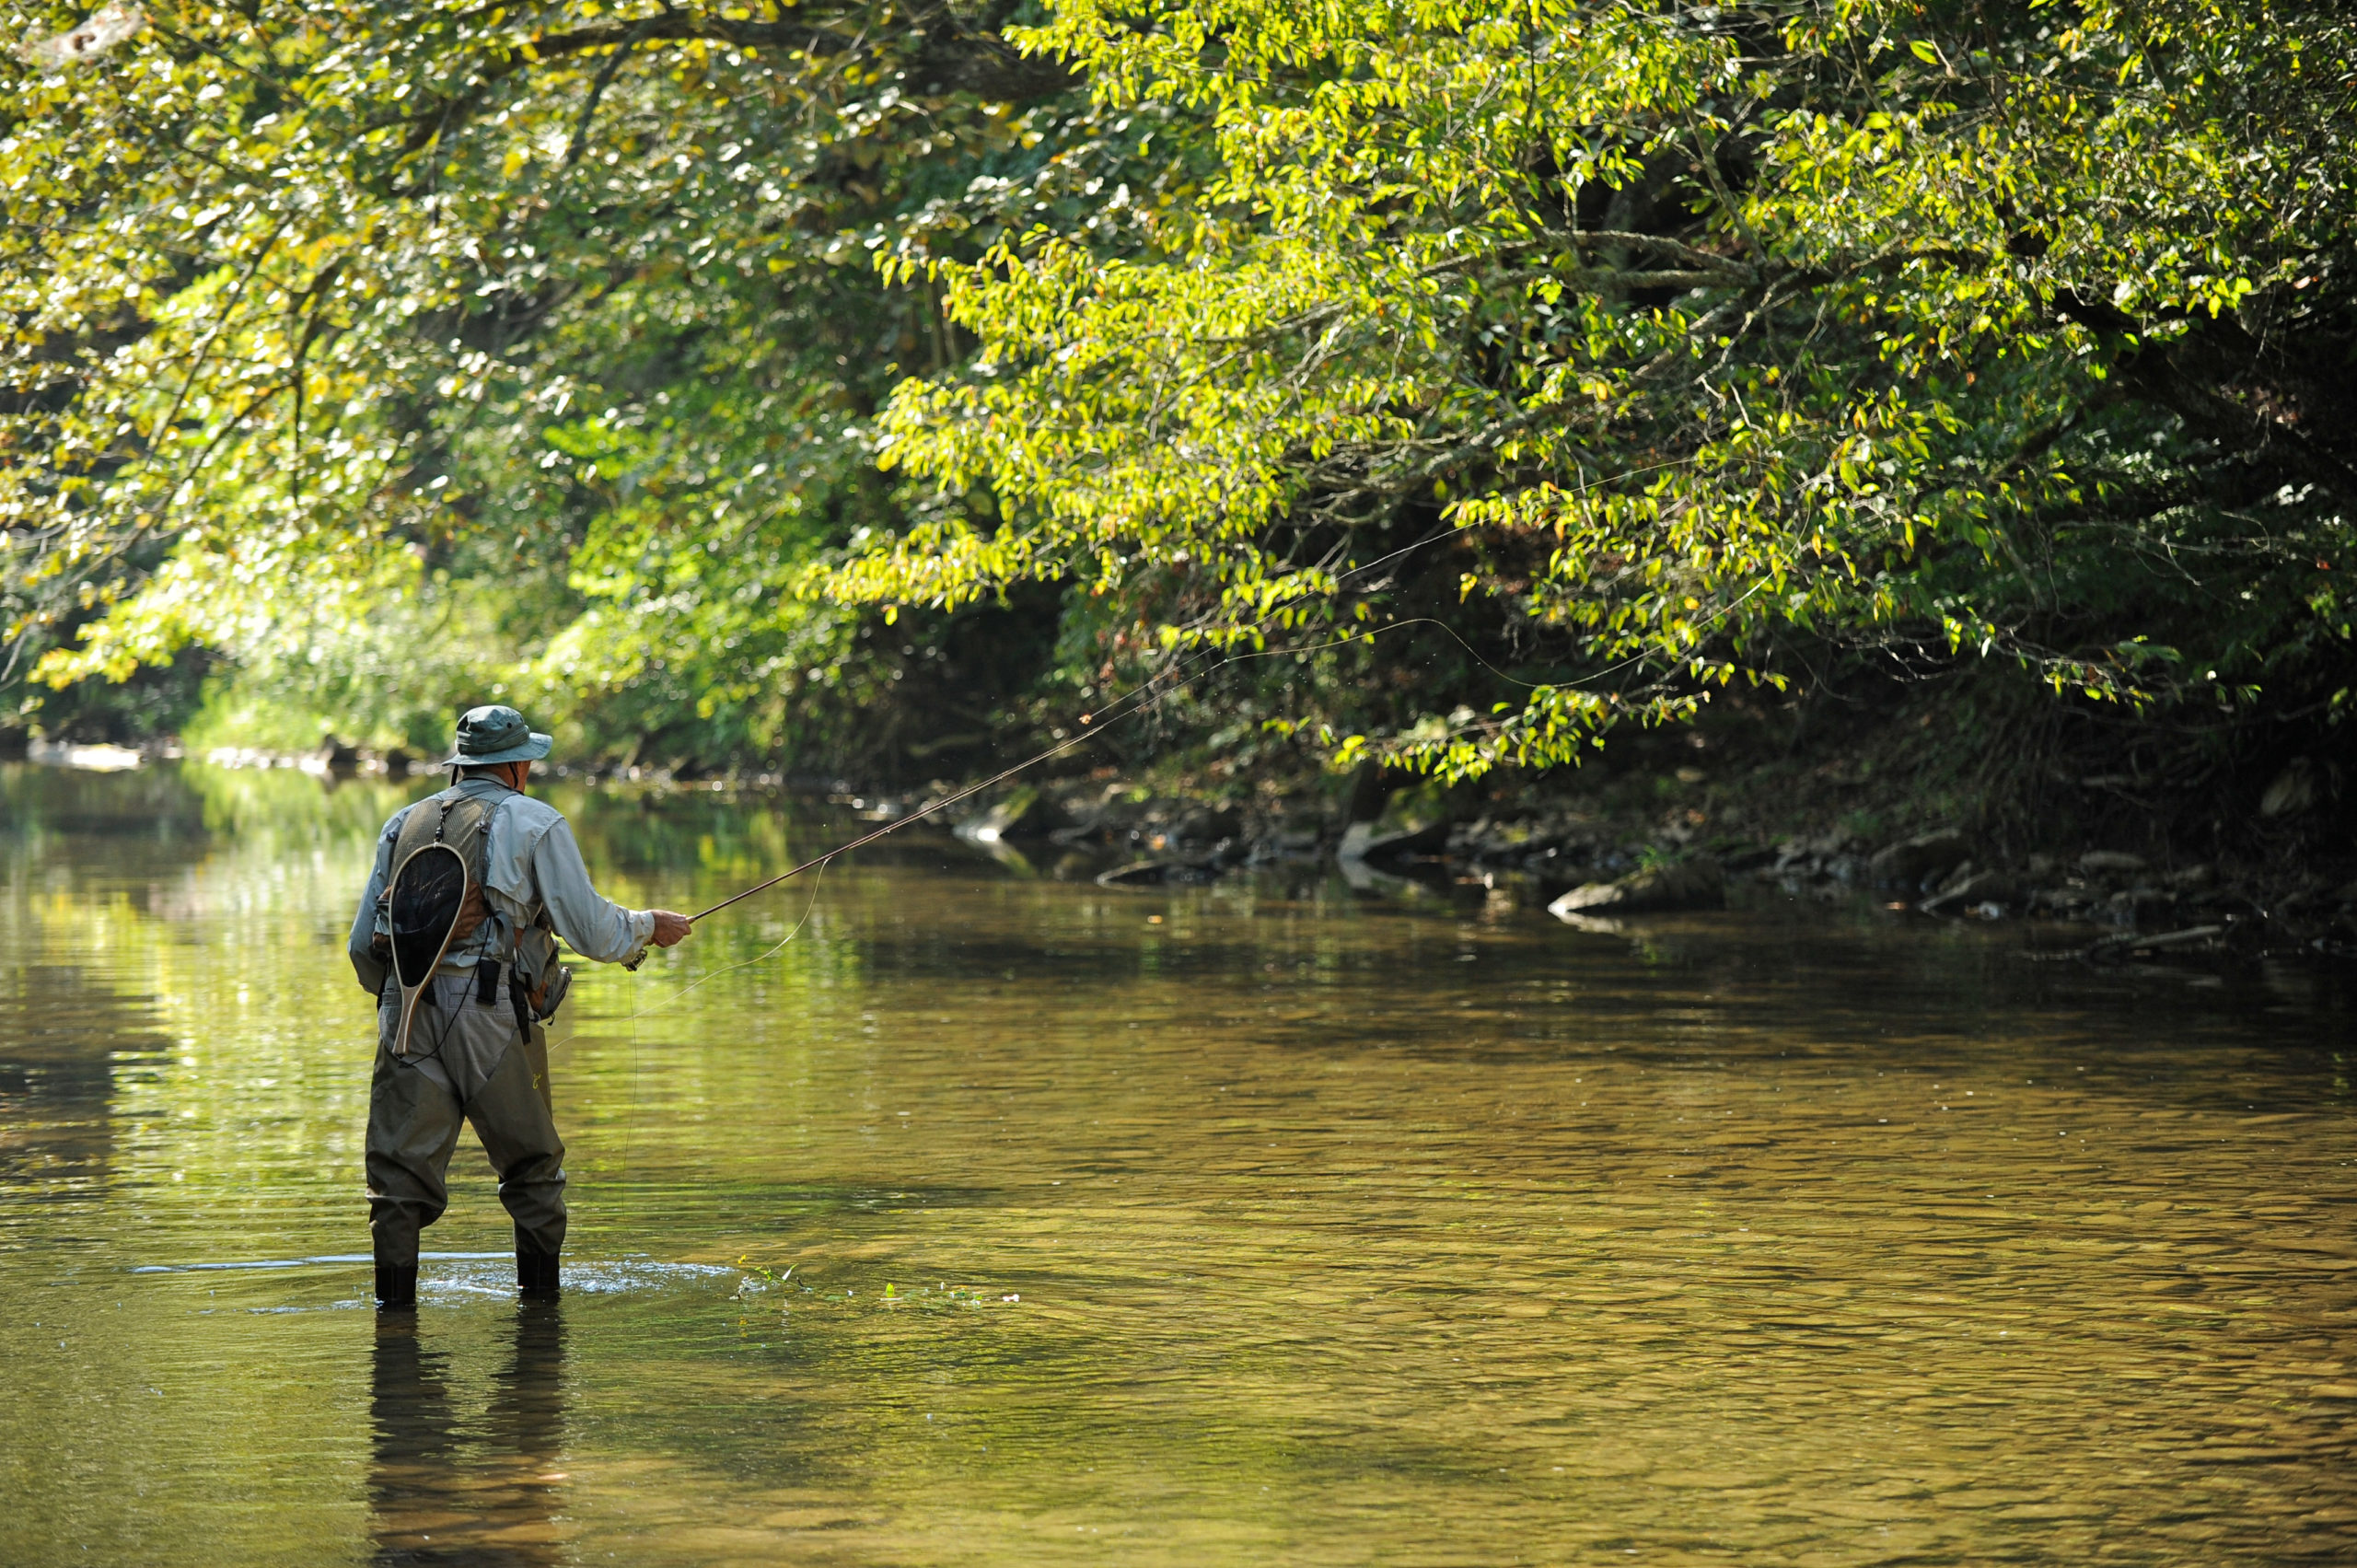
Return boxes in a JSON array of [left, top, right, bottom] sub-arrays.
[[439, 704, 553, 767]]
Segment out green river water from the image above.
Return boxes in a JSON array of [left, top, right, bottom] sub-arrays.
[[1, 761, 2352, 1566]]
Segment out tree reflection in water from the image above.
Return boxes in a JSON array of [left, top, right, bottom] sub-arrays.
[[369, 1305, 567, 1566]]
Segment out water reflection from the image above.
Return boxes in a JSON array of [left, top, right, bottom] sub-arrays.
[[0, 964, 145, 1195], [370, 1305, 568, 1567]]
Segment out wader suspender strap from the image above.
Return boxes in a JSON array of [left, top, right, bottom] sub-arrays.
[[462, 794, 499, 964]]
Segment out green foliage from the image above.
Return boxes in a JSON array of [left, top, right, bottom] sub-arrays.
[[835, 0, 2357, 779], [177, 580, 517, 757], [0, 0, 1075, 763]]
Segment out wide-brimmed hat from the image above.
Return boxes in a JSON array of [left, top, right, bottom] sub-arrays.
[[439, 704, 552, 767]]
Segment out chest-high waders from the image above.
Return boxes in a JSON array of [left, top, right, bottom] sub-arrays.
[[369, 789, 570, 1308]]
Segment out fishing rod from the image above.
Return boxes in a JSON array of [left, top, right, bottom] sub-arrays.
[[683, 529, 1463, 924], [686, 720, 1109, 922]]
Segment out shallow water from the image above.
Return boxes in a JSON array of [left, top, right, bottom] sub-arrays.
[[2, 761, 2352, 1566]]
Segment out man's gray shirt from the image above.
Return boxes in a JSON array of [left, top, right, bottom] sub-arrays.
[[348, 777, 654, 994]]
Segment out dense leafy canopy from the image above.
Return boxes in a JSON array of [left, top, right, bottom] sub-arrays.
[[3, 0, 2351, 783], [849, 0, 2357, 777]]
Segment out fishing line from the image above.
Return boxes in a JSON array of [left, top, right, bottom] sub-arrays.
[[545, 860, 832, 1063], [634, 860, 830, 1021], [683, 527, 1466, 923]]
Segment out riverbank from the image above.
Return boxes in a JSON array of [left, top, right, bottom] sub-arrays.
[[930, 769, 2357, 962], [29, 696, 2353, 961]]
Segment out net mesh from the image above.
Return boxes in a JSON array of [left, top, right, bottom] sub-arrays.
[[389, 842, 468, 989]]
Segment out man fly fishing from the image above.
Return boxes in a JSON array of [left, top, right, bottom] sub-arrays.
[[349, 705, 693, 1309]]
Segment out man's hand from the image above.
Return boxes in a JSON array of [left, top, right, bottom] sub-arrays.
[[650, 910, 693, 947]]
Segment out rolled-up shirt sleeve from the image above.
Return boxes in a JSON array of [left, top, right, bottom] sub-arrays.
[[529, 817, 655, 964], [348, 813, 403, 993]]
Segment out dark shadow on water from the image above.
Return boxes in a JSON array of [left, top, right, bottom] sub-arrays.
[[370, 1302, 568, 1566]]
